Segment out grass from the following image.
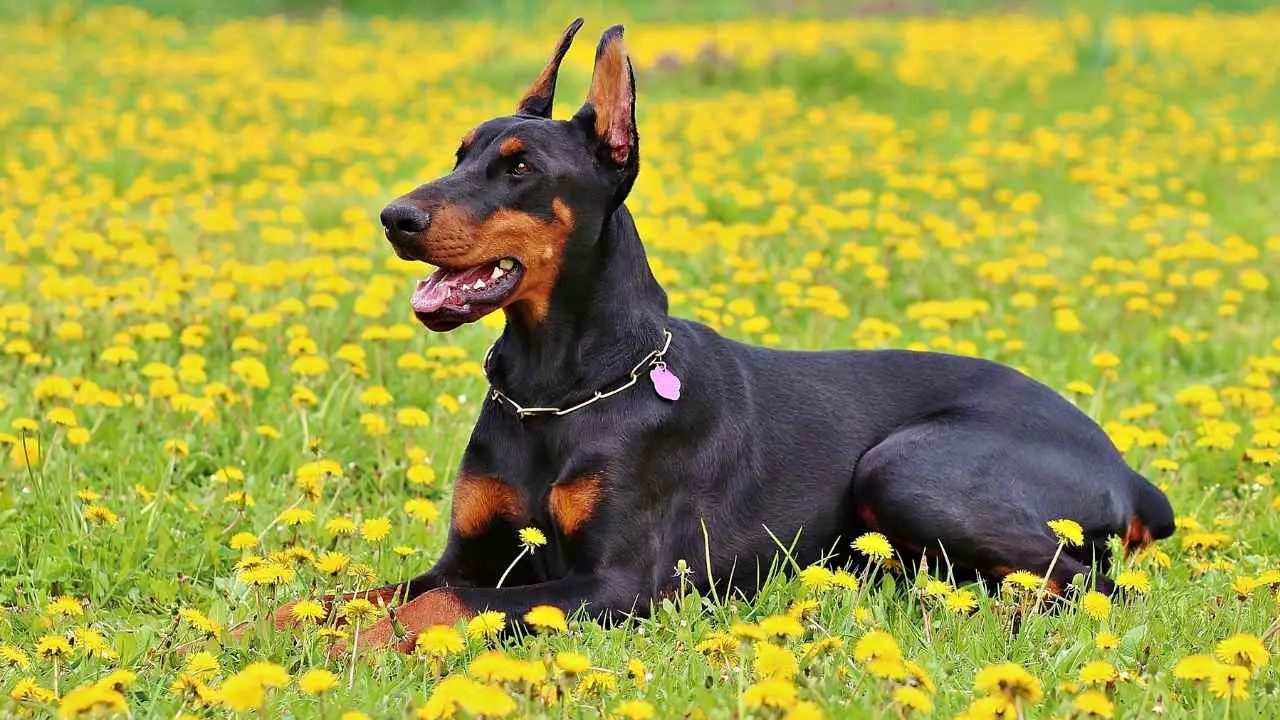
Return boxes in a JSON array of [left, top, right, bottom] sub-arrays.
[[2, 2, 1280, 719]]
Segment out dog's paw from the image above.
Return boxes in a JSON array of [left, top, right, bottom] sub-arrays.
[[326, 590, 472, 658]]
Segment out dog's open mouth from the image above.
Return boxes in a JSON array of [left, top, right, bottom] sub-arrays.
[[410, 257, 524, 329]]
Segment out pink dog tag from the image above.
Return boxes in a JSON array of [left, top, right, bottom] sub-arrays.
[[650, 365, 681, 401]]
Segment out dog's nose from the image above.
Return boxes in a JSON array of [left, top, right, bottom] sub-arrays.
[[380, 203, 431, 236]]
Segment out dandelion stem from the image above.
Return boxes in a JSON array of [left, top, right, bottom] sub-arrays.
[[349, 623, 361, 686], [299, 408, 311, 453], [700, 518, 721, 607], [496, 546, 530, 589], [1034, 541, 1065, 613]]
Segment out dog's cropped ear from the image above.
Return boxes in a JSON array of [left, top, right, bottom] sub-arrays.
[[574, 25, 637, 166], [516, 18, 585, 118]]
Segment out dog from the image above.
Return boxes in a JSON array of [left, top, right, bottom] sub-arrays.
[[274, 19, 1175, 653]]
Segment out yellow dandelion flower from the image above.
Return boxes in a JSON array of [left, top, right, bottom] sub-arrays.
[[830, 570, 859, 591], [787, 598, 820, 619], [1095, 632, 1120, 651], [396, 407, 431, 428], [798, 565, 834, 589], [555, 651, 591, 675], [974, 662, 1043, 704], [518, 526, 547, 548], [868, 657, 908, 681], [1214, 633, 1269, 672], [1114, 570, 1151, 594], [614, 699, 655, 719], [407, 465, 437, 486], [415, 625, 465, 658], [58, 683, 128, 719], [893, 685, 934, 713], [524, 605, 567, 633], [627, 658, 648, 685], [577, 670, 617, 696], [742, 678, 797, 710], [753, 642, 799, 680], [313, 551, 350, 576], [759, 614, 805, 639], [184, 651, 220, 677], [1080, 591, 1110, 620], [0, 643, 32, 670], [178, 608, 223, 637], [1073, 690, 1115, 719], [325, 517, 357, 536], [1047, 518, 1084, 546], [946, 589, 979, 615], [36, 634, 73, 659], [1002, 570, 1042, 592], [1066, 380, 1096, 396], [289, 600, 326, 623], [404, 498, 439, 524], [298, 668, 338, 695], [1172, 654, 1218, 681], [1209, 663, 1250, 700], [854, 630, 902, 663], [339, 598, 379, 626], [84, 505, 120, 526], [277, 507, 315, 527], [218, 672, 265, 713], [360, 516, 392, 542], [10, 677, 58, 704], [1078, 660, 1117, 686], [851, 532, 894, 561], [467, 610, 506, 640], [47, 596, 84, 617]]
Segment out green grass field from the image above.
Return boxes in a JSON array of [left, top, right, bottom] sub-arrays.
[[2, 1, 1280, 718]]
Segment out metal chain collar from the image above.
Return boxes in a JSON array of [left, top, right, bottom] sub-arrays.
[[482, 330, 673, 419]]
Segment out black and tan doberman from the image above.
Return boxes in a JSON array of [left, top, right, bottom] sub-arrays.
[[270, 19, 1175, 653]]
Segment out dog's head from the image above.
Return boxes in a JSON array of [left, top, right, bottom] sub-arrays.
[[382, 19, 639, 332]]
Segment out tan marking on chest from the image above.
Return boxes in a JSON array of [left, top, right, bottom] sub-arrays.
[[549, 473, 604, 536], [451, 474, 523, 538]]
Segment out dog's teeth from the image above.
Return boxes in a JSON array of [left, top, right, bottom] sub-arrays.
[[474, 279, 486, 289], [498, 258, 515, 270], [491, 267, 504, 280]]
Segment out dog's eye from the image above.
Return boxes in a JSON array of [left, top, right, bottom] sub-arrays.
[[508, 160, 532, 177]]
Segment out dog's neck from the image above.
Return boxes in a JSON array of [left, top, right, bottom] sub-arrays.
[[488, 204, 669, 407]]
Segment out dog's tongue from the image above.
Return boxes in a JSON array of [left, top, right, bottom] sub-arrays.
[[411, 264, 494, 313], [409, 267, 460, 312]]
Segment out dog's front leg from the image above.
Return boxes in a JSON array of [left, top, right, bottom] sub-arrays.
[[333, 571, 643, 654]]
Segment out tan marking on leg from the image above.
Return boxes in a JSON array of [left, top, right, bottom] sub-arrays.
[[451, 474, 523, 538], [549, 473, 604, 536], [857, 503, 880, 531], [1123, 515, 1153, 555]]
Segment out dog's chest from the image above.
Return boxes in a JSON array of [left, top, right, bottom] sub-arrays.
[[448, 429, 614, 545], [448, 470, 606, 542]]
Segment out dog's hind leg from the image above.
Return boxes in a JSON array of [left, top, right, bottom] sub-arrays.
[[852, 421, 1122, 596]]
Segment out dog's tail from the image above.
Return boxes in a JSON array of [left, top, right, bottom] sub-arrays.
[[1129, 472, 1176, 542]]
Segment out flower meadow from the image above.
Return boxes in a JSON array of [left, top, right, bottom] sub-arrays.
[[3, 3, 1280, 718]]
